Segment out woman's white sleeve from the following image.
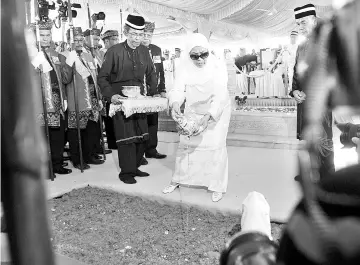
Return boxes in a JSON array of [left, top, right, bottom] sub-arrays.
[[168, 72, 186, 106], [208, 64, 230, 121]]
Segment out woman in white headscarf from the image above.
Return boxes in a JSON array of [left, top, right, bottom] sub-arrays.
[[162, 33, 231, 202]]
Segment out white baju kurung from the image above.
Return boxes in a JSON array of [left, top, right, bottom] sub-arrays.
[[168, 55, 231, 193]]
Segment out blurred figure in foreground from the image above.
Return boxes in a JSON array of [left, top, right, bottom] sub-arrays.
[[220, 1, 360, 264], [290, 3, 335, 182]]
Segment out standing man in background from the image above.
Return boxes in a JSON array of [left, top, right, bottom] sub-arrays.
[[61, 27, 105, 170], [100, 30, 119, 53], [163, 49, 174, 92], [141, 21, 167, 164], [173, 47, 182, 79], [287, 30, 298, 91], [28, 20, 72, 177], [84, 27, 112, 156], [100, 29, 120, 150], [290, 3, 334, 181], [84, 28, 103, 70]]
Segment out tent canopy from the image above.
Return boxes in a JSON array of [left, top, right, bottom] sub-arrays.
[[52, 0, 334, 50]]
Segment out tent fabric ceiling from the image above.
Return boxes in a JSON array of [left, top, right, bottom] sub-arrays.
[[74, 0, 334, 42], [222, 0, 333, 36]]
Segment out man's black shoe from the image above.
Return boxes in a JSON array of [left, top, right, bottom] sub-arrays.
[[145, 152, 167, 159], [119, 176, 137, 184], [141, 157, 148, 165], [54, 167, 72, 175], [135, 169, 149, 177], [93, 154, 104, 160], [87, 157, 105, 165]]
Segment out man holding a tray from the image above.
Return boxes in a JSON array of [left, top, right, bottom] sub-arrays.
[[98, 14, 158, 184], [141, 21, 167, 165]]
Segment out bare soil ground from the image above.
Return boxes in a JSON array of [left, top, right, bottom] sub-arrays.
[[50, 187, 285, 265]]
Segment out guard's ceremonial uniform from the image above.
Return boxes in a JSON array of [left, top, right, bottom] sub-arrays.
[[98, 14, 157, 183], [84, 28, 109, 155], [84, 28, 104, 71], [61, 27, 104, 169], [28, 21, 71, 175]]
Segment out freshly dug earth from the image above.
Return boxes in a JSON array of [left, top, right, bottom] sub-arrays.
[[50, 187, 285, 265]]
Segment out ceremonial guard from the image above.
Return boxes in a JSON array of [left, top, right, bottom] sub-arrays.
[[100, 29, 120, 150], [60, 27, 105, 170], [290, 4, 334, 180], [84, 27, 111, 156], [98, 14, 158, 184], [101, 30, 119, 53], [28, 20, 72, 177], [84, 28, 103, 71], [141, 21, 167, 164]]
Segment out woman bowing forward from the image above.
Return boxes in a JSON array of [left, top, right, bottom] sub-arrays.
[[163, 33, 231, 202]]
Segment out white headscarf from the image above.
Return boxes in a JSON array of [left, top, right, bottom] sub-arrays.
[[176, 33, 218, 86]]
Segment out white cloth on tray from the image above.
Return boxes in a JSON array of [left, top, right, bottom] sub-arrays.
[[109, 96, 168, 118]]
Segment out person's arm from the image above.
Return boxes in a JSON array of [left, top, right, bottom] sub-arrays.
[[98, 48, 115, 101]]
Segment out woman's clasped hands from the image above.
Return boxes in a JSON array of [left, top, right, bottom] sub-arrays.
[[171, 102, 181, 115], [199, 113, 211, 130]]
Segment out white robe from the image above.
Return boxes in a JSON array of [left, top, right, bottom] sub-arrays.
[[168, 60, 231, 193]]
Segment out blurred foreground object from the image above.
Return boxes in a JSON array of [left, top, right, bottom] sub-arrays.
[[220, 232, 277, 265], [219, 192, 275, 265], [277, 0, 360, 264], [336, 122, 360, 148], [241, 192, 272, 240], [301, 0, 360, 139], [220, 1, 360, 264], [1, 0, 55, 264]]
